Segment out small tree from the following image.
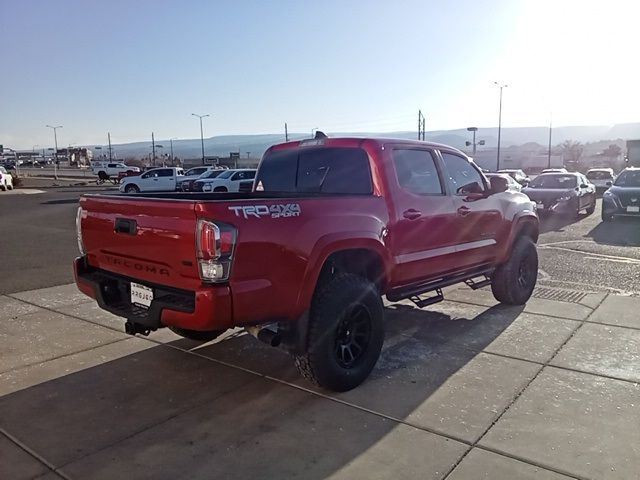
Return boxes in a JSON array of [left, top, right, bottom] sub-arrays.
[[603, 144, 622, 161], [561, 140, 584, 165]]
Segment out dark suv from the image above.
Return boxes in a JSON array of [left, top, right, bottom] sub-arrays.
[[602, 167, 640, 221]]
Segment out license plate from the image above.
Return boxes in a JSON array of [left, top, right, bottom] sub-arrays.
[[627, 206, 640, 213], [131, 282, 153, 308]]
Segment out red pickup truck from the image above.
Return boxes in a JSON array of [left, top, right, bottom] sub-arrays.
[[75, 136, 539, 391]]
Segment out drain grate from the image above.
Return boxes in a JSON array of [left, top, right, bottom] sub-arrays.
[[532, 287, 588, 303]]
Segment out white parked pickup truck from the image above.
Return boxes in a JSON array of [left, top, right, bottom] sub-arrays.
[[197, 169, 256, 192], [119, 167, 185, 193], [91, 162, 140, 178], [0, 166, 13, 191]]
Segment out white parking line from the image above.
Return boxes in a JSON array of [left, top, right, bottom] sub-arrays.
[[538, 245, 640, 265], [1, 189, 45, 195]]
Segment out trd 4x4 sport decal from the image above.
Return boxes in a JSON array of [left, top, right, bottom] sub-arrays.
[[228, 204, 301, 219]]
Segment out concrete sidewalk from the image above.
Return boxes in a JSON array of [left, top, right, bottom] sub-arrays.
[[1, 284, 638, 480]]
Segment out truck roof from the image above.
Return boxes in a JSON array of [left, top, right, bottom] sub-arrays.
[[269, 137, 467, 156]]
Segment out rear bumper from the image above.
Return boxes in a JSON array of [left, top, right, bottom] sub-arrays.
[[74, 257, 233, 331]]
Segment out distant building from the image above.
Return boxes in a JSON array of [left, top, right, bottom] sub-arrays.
[[471, 148, 563, 172]]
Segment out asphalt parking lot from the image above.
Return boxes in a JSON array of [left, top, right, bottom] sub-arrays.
[[1, 188, 638, 296]]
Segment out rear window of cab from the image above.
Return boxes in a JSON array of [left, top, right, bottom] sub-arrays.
[[256, 147, 373, 194]]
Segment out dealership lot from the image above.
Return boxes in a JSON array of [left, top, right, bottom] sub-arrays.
[[1, 188, 638, 296], [1, 187, 639, 479]]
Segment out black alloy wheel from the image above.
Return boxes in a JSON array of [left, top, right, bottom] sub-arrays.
[[334, 305, 372, 368]]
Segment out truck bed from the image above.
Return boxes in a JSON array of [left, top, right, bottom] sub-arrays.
[[78, 191, 388, 327]]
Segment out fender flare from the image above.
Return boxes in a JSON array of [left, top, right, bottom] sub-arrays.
[[293, 232, 391, 317], [499, 212, 539, 263]]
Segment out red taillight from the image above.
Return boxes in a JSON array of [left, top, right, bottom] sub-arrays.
[[198, 221, 218, 260], [220, 230, 235, 256], [196, 220, 237, 282]]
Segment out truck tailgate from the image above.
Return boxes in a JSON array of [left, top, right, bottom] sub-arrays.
[[80, 195, 201, 289]]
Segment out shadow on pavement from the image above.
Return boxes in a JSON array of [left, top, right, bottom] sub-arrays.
[[538, 212, 588, 233], [40, 198, 81, 205], [0, 302, 523, 479], [585, 217, 640, 247]]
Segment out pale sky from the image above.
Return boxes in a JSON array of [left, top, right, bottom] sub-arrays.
[[1, 0, 638, 149]]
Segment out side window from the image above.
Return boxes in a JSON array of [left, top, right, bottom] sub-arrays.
[[441, 152, 485, 193], [245, 171, 256, 180], [392, 149, 443, 195], [141, 171, 153, 179], [232, 171, 246, 181]]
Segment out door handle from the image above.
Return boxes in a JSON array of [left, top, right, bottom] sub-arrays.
[[457, 206, 471, 217], [402, 209, 421, 220]]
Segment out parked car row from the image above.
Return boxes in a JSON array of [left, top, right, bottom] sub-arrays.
[[118, 166, 257, 194]]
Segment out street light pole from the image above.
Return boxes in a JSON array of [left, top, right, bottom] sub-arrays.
[[494, 82, 508, 171], [192, 113, 210, 165], [547, 113, 553, 169], [46, 124, 62, 180]]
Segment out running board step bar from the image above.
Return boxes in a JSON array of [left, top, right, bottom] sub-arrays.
[[464, 275, 492, 290], [386, 267, 494, 304], [409, 288, 444, 308]]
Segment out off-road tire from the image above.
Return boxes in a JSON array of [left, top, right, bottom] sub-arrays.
[[7, 184, 12, 190], [294, 273, 384, 392], [491, 236, 538, 305], [168, 326, 225, 342], [125, 184, 139, 193], [585, 201, 595, 215], [601, 211, 613, 222]]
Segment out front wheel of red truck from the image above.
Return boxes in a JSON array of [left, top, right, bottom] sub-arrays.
[[491, 236, 538, 305], [295, 274, 384, 392]]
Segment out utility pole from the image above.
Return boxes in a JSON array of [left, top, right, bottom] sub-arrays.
[[108, 132, 113, 161], [494, 82, 508, 171], [285, 122, 289, 141], [418, 110, 426, 140], [192, 113, 210, 165], [46, 124, 62, 180], [170, 138, 177, 164], [156, 145, 164, 166], [246, 151, 251, 159], [151, 132, 156, 166], [547, 113, 553, 169]]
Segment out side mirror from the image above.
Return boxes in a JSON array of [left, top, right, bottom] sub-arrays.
[[457, 181, 484, 196], [580, 183, 589, 189], [489, 176, 509, 194], [606, 181, 612, 186]]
